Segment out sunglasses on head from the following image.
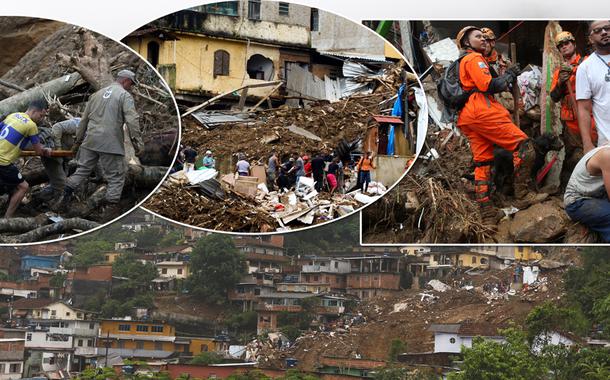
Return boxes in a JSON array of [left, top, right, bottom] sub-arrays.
[[590, 25, 610, 35]]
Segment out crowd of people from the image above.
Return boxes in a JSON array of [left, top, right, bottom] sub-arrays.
[[453, 20, 610, 241], [175, 146, 379, 196]]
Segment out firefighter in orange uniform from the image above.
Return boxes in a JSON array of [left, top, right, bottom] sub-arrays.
[[455, 26, 538, 225], [550, 31, 597, 152], [481, 27, 511, 77]]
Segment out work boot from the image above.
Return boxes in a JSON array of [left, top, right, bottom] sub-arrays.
[[513, 139, 548, 209], [37, 187, 59, 203], [55, 186, 75, 211], [98, 202, 122, 220]]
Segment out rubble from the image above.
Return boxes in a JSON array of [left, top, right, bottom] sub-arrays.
[[146, 62, 419, 232], [252, 265, 568, 372]]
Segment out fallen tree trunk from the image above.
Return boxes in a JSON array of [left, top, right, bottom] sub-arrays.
[[56, 29, 112, 91], [0, 72, 82, 116], [1, 217, 100, 243], [127, 165, 169, 188], [0, 216, 49, 233]]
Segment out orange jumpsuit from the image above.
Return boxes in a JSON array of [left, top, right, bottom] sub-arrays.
[[457, 50, 528, 204], [550, 54, 597, 141]]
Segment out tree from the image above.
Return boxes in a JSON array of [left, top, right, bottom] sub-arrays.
[[159, 230, 183, 247], [187, 234, 246, 304], [70, 240, 113, 267], [388, 339, 407, 362], [447, 328, 546, 380], [134, 227, 164, 250], [283, 214, 359, 256], [50, 273, 66, 288], [525, 302, 589, 345], [189, 351, 223, 365], [373, 367, 439, 380]]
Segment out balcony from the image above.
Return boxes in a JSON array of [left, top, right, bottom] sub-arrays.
[[254, 304, 302, 313]]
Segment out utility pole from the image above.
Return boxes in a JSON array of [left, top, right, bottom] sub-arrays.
[[104, 331, 110, 367]]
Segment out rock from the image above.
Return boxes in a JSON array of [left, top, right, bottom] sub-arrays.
[[509, 201, 569, 242]]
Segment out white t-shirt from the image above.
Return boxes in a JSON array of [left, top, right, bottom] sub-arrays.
[[576, 53, 610, 145]]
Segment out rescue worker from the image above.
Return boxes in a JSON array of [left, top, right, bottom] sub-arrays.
[[38, 118, 81, 201], [481, 27, 511, 77], [550, 31, 597, 182], [0, 100, 52, 218], [60, 69, 143, 216], [551, 31, 597, 143], [455, 26, 538, 225]]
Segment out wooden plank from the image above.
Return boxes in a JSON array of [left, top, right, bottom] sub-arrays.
[[250, 165, 267, 184], [237, 87, 249, 110]]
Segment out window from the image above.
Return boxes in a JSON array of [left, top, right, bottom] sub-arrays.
[[77, 313, 83, 319], [51, 310, 56, 316], [89, 323, 95, 330], [0, 364, 4, 374], [279, 2, 289, 16], [78, 339, 83, 347], [177, 269, 183, 275], [472, 257, 477, 264], [314, 276, 319, 282], [136, 341, 144, 349], [117, 341, 125, 349], [27, 333, 32, 341], [254, 288, 261, 295], [450, 337, 456, 344], [105, 255, 110, 261], [334, 262, 338, 269], [87, 339, 93, 347], [147, 41, 160, 67], [155, 341, 163, 351], [136, 325, 149, 332], [248, 0, 261, 20], [201, 344, 209, 352], [118, 324, 131, 332], [310, 9, 319, 31], [213, 50, 230, 77], [162, 268, 168, 274], [9, 363, 21, 373], [151, 325, 164, 333], [203, 2, 239, 16], [66, 312, 70, 317]]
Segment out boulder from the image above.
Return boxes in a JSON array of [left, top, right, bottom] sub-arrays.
[[509, 201, 569, 242]]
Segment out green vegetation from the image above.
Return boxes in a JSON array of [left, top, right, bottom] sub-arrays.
[[388, 339, 407, 362], [50, 272, 66, 288], [449, 247, 610, 379], [373, 367, 440, 380], [74, 367, 118, 380], [186, 234, 246, 304], [189, 351, 224, 365], [284, 214, 358, 256]]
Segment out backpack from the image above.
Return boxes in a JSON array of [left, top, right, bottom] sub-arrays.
[[437, 52, 476, 117]]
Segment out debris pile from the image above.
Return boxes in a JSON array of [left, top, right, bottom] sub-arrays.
[[146, 62, 418, 232], [0, 19, 177, 242]]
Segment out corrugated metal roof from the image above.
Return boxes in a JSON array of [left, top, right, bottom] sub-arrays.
[[319, 51, 390, 63]]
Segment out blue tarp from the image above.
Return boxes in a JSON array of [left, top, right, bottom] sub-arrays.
[[387, 84, 405, 156]]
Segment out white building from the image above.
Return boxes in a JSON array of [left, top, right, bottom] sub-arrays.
[[156, 261, 189, 279], [430, 323, 506, 353]]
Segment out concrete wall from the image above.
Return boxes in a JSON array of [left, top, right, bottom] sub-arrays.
[[259, 1, 310, 28], [311, 10, 387, 56], [346, 272, 400, 290], [434, 332, 461, 353], [127, 35, 281, 98]]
